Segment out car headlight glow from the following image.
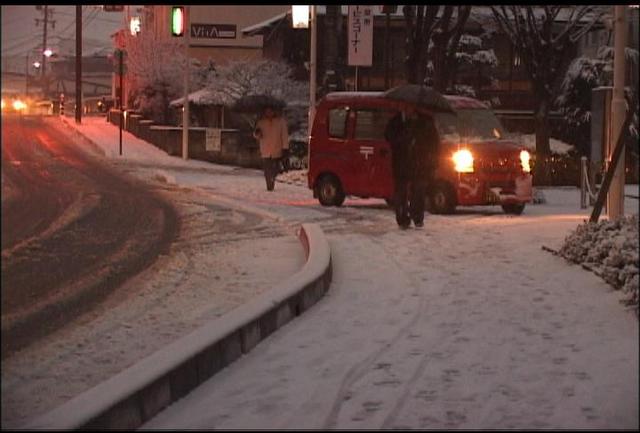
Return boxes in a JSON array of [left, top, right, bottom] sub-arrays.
[[452, 149, 474, 173], [520, 150, 531, 173], [12, 99, 27, 111]]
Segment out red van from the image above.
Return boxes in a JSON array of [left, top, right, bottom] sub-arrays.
[[307, 91, 533, 214]]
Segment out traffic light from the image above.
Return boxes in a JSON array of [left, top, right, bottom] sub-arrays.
[[171, 6, 185, 37]]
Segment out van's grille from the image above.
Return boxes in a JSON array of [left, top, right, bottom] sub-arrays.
[[476, 157, 521, 173]]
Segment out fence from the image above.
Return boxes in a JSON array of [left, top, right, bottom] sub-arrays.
[[107, 110, 262, 169]]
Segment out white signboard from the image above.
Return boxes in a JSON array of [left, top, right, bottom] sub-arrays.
[[347, 5, 373, 66], [205, 128, 221, 151]]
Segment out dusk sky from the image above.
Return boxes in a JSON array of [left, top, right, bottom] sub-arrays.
[[1, 5, 126, 58]]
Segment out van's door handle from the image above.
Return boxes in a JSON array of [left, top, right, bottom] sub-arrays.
[[380, 148, 389, 157]]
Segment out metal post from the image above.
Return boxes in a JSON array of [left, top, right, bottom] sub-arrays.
[[75, 5, 82, 124], [355, 66, 359, 91], [42, 5, 49, 97], [607, 5, 626, 220], [25, 53, 29, 96], [182, 5, 190, 160], [580, 156, 588, 209], [309, 5, 317, 138], [119, 50, 123, 156]]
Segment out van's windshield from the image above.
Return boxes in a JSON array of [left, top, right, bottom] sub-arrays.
[[435, 108, 506, 142]]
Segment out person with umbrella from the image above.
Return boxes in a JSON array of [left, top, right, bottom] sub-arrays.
[[253, 105, 290, 191], [384, 104, 440, 229]]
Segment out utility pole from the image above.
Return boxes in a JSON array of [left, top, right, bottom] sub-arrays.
[[41, 6, 48, 83], [607, 5, 627, 220], [309, 5, 317, 138], [75, 5, 82, 124], [182, 5, 190, 160]]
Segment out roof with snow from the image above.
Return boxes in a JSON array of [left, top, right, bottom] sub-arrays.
[[242, 6, 606, 36]]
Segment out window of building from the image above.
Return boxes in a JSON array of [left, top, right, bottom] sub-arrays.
[[354, 108, 396, 141]]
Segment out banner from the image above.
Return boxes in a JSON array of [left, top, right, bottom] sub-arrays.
[[347, 5, 373, 66]]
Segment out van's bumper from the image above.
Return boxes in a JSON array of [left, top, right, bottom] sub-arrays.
[[457, 173, 533, 205]]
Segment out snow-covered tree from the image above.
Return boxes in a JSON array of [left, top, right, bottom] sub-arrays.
[[557, 46, 639, 156], [124, 28, 204, 124], [449, 33, 499, 101], [491, 6, 605, 185], [200, 59, 309, 140], [402, 5, 471, 91]]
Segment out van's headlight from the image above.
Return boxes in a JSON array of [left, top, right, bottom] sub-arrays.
[[520, 150, 531, 173], [452, 149, 474, 173], [12, 99, 27, 111]]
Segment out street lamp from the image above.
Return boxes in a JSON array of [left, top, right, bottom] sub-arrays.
[[43, 48, 53, 58], [290, 5, 316, 140], [292, 5, 309, 28]]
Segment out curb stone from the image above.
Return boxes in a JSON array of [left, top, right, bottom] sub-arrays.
[[25, 223, 332, 430]]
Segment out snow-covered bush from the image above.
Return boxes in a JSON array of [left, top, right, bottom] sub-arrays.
[[558, 214, 639, 313]]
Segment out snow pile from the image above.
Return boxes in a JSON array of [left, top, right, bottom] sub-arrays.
[[518, 134, 575, 155], [278, 169, 308, 187], [559, 214, 639, 312]]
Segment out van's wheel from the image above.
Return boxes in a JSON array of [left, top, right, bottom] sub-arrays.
[[385, 198, 395, 208], [427, 181, 457, 214], [501, 202, 526, 215], [316, 175, 345, 207]]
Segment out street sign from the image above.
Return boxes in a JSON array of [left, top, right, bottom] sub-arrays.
[[205, 128, 221, 151], [103, 5, 124, 12], [348, 5, 373, 67], [111, 49, 127, 75]]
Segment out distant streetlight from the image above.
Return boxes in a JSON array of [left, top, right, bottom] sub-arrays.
[[292, 5, 309, 28], [33, 61, 41, 69], [129, 16, 141, 36], [43, 48, 53, 57]]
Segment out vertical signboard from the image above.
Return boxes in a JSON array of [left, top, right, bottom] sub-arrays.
[[347, 5, 373, 66], [205, 128, 222, 151]]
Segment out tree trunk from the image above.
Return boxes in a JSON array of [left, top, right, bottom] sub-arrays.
[[533, 96, 552, 186]]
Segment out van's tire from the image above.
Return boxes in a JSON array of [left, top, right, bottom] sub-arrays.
[[385, 198, 395, 208], [316, 174, 346, 207], [501, 202, 526, 215], [427, 181, 457, 214]]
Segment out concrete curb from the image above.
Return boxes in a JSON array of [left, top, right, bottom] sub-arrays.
[[26, 223, 332, 430]]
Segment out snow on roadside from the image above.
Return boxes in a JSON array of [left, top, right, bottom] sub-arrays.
[[559, 214, 639, 313], [517, 134, 575, 155]]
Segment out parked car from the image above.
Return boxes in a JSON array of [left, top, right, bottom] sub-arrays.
[[307, 92, 533, 214]]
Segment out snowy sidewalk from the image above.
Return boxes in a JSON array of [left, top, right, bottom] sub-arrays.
[[143, 203, 639, 430]]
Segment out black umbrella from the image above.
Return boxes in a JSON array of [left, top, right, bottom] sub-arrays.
[[231, 94, 286, 114], [383, 84, 454, 113]]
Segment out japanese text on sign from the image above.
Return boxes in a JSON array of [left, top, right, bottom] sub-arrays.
[[347, 5, 373, 66]]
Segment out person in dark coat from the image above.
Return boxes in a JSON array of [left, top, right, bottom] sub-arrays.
[[385, 106, 439, 228]]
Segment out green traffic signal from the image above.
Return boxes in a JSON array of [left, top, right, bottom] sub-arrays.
[[171, 6, 184, 37]]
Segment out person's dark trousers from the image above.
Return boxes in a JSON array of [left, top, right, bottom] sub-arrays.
[[409, 177, 427, 225], [262, 157, 279, 191], [394, 176, 411, 228]]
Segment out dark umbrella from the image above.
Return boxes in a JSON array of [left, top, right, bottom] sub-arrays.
[[383, 84, 454, 113], [231, 94, 286, 114]]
